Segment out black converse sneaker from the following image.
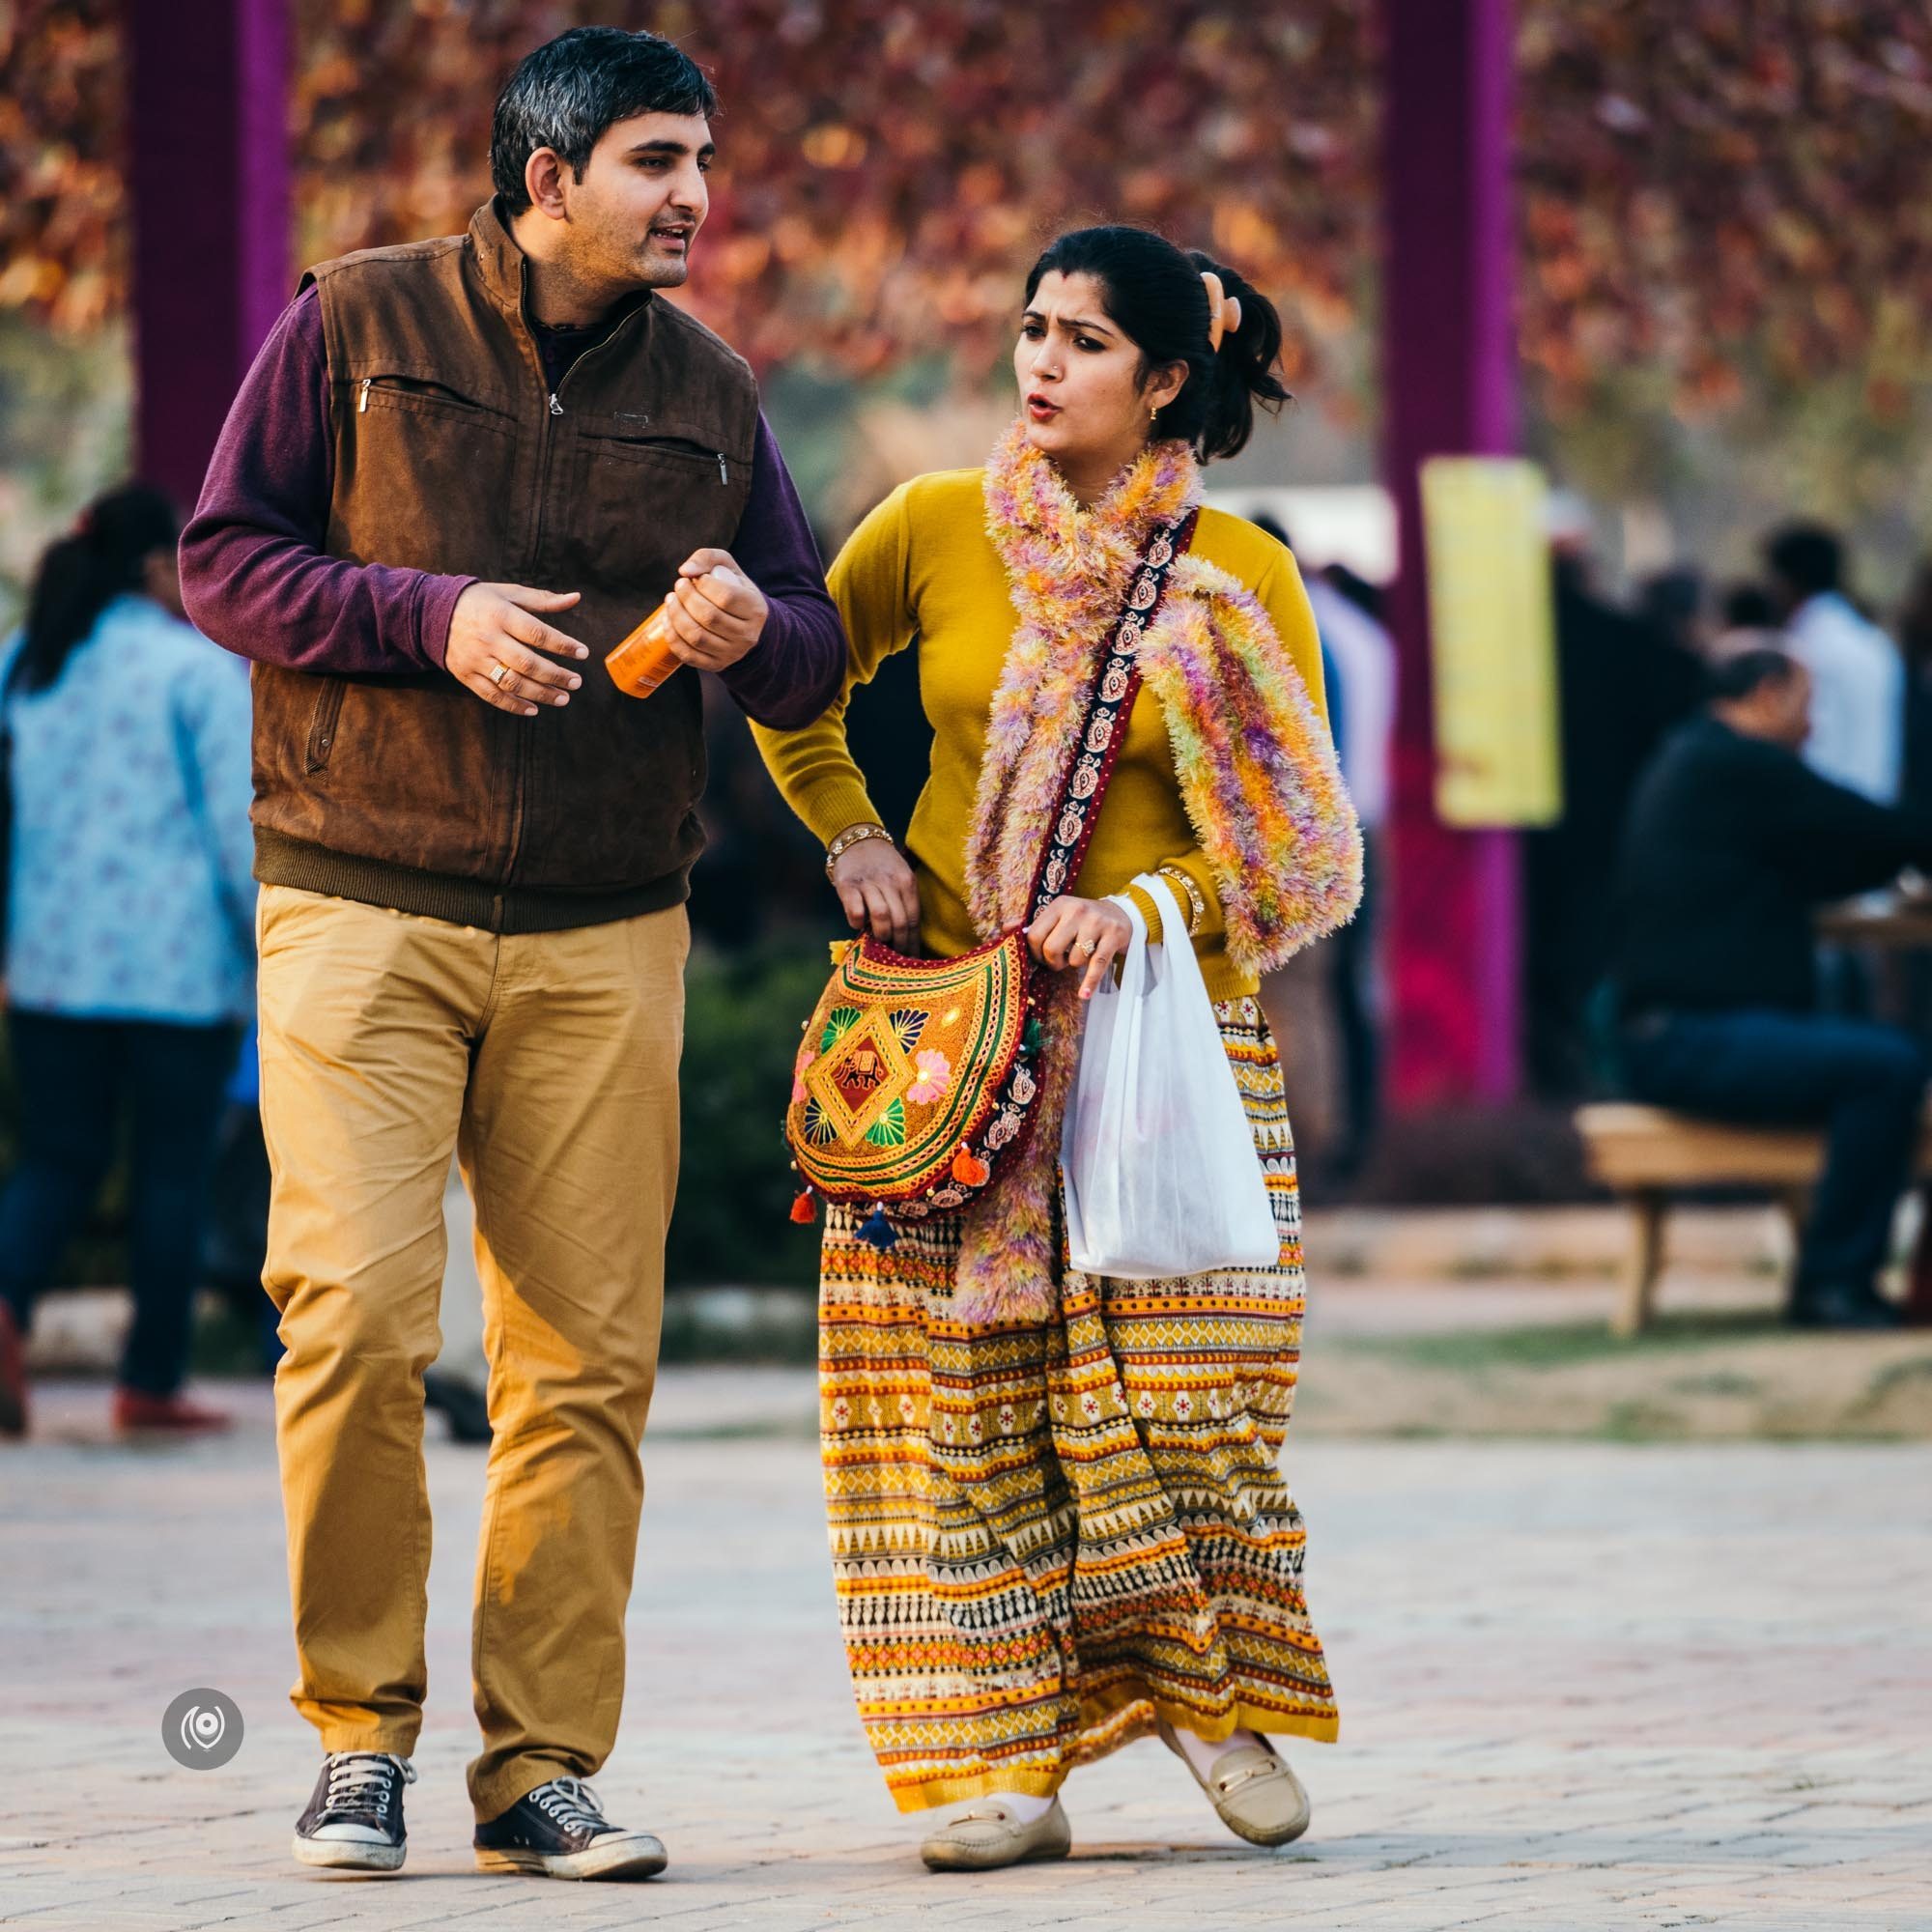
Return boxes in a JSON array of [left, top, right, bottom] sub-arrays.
[[292, 1750, 415, 1871], [473, 1776, 668, 1881]]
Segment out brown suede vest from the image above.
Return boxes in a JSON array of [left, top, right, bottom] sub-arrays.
[[251, 201, 758, 931]]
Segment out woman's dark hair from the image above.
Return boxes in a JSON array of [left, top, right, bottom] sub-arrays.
[[1023, 225, 1291, 461], [491, 28, 718, 215], [13, 483, 179, 697], [1707, 646, 1799, 705]]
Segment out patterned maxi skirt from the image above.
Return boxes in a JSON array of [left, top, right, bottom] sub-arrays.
[[818, 995, 1339, 1811]]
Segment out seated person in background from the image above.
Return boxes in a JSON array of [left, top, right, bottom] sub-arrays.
[[1609, 648, 1932, 1330]]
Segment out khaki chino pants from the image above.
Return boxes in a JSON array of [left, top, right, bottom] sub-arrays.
[[256, 885, 687, 1818]]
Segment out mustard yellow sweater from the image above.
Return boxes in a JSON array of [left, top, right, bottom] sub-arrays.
[[751, 468, 1330, 1001]]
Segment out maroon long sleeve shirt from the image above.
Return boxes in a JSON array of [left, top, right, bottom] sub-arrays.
[[180, 288, 844, 731]]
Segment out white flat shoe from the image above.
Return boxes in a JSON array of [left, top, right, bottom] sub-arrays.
[[919, 1796, 1072, 1872], [1158, 1719, 1312, 1847]]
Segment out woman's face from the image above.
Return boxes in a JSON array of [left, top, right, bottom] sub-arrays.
[[1013, 270, 1186, 467]]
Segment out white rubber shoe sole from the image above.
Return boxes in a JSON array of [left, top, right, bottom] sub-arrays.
[[291, 1833, 406, 1872], [474, 1833, 668, 1881]]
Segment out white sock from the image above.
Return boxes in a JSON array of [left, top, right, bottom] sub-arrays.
[[950, 1789, 1056, 1823], [1174, 1725, 1262, 1779]]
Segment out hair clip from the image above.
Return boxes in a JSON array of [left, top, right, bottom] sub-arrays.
[[1202, 270, 1243, 353]]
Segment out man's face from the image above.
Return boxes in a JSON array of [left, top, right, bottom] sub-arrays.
[[554, 110, 712, 291]]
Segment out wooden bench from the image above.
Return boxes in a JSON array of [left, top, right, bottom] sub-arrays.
[[1575, 1102, 1932, 1336]]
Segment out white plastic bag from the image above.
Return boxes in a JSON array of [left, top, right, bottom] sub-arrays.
[[1060, 873, 1281, 1280]]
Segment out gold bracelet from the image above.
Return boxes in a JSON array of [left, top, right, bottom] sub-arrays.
[[825, 821, 894, 878], [1155, 864, 1208, 937]]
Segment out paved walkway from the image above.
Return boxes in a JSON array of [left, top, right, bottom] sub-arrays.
[[2, 1370, 1928, 1930]]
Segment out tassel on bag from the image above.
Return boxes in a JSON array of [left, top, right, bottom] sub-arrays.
[[950, 1144, 990, 1188], [856, 1204, 899, 1251], [789, 1188, 818, 1224]]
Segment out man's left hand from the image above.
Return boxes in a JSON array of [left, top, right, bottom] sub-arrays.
[[665, 548, 769, 669]]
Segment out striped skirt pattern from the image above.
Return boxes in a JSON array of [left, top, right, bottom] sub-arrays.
[[818, 995, 1339, 1811]]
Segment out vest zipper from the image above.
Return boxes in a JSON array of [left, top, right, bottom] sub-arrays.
[[504, 290, 657, 892], [358, 378, 370, 413], [716, 453, 727, 485]]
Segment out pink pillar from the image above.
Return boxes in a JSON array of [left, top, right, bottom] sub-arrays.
[[128, 0, 290, 511], [1380, 0, 1522, 1107]]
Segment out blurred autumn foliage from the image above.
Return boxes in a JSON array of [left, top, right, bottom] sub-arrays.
[[2, 0, 1930, 425]]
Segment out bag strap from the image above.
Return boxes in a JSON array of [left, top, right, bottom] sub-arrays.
[[1026, 506, 1199, 921]]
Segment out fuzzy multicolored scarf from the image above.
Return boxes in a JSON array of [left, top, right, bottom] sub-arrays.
[[952, 419, 1363, 1323]]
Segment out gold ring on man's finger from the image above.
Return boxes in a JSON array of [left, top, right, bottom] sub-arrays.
[[489, 661, 512, 688]]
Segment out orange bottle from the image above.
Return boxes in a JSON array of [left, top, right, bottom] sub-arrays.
[[605, 602, 681, 699]]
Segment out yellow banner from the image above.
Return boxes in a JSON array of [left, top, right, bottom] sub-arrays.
[[1419, 457, 1562, 828]]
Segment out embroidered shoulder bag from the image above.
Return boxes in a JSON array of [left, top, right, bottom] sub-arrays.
[[784, 508, 1198, 1241]]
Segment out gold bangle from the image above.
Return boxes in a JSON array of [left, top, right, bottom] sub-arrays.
[[1156, 864, 1208, 937], [825, 821, 893, 878]]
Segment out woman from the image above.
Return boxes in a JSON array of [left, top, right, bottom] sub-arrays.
[[753, 226, 1360, 1868], [0, 485, 255, 1439]]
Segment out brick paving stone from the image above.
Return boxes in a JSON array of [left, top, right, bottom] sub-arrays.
[[1, 1372, 1929, 1930]]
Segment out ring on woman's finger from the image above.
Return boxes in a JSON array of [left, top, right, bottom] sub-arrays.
[[489, 661, 512, 688], [1073, 937, 1096, 958]]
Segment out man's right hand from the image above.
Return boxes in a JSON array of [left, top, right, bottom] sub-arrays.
[[444, 582, 588, 715]]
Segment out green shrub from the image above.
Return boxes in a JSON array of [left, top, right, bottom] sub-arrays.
[[667, 941, 834, 1291]]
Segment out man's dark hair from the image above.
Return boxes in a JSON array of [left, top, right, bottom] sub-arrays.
[[1637, 566, 1702, 637], [1708, 646, 1800, 705], [1721, 582, 1777, 630], [490, 28, 717, 215], [1763, 522, 1843, 599]]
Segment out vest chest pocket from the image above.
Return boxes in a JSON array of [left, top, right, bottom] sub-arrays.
[[354, 372, 516, 427], [339, 372, 521, 580], [568, 428, 753, 586]]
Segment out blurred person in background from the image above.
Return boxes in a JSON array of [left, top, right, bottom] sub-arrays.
[[1525, 502, 1703, 1096], [755, 226, 1358, 1873], [1710, 582, 1784, 663], [1896, 558, 1932, 818], [1637, 566, 1709, 663], [0, 485, 253, 1439], [1765, 522, 1903, 805], [1321, 558, 1384, 624], [1610, 648, 1932, 1330], [1254, 515, 1394, 1182]]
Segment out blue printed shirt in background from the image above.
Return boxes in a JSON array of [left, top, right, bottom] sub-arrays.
[[2, 594, 257, 1024]]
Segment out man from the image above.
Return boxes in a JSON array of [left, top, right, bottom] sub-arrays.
[[180, 28, 842, 1880], [1765, 521, 1904, 805], [1610, 650, 1932, 1330], [1250, 516, 1394, 1181]]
